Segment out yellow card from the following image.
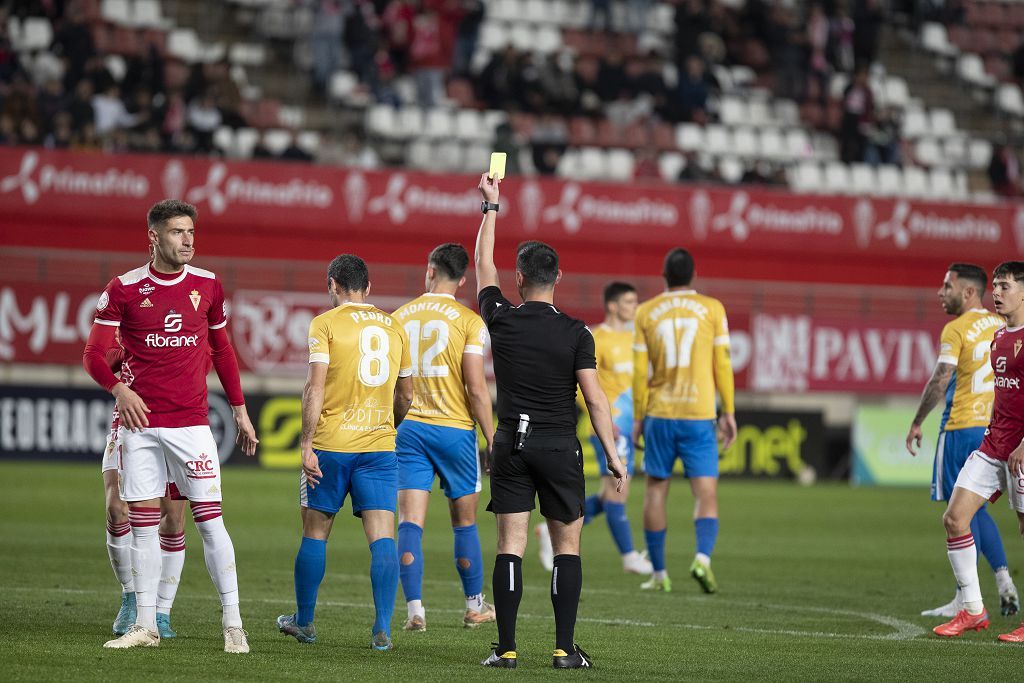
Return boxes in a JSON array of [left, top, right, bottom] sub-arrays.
[[488, 152, 507, 180]]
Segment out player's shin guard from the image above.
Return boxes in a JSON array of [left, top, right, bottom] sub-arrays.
[[294, 536, 327, 626], [603, 502, 635, 555], [397, 522, 424, 603], [971, 507, 1009, 574], [551, 554, 582, 654], [453, 524, 484, 600], [106, 520, 134, 592], [644, 528, 667, 572], [583, 495, 604, 525], [947, 533, 984, 612], [157, 532, 185, 615], [128, 507, 161, 632], [369, 538, 399, 637], [192, 502, 242, 628], [493, 554, 523, 655], [694, 517, 719, 561]]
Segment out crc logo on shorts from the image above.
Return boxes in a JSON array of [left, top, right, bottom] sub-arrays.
[[185, 455, 217, 479], [1016, 477, 1024, 496]]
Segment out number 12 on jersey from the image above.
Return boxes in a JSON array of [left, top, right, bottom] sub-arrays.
[[655, 317, 698, 369], [405, 320, 450, 378]]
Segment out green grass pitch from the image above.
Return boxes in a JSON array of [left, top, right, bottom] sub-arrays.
[[2, 461, 1023, 681]]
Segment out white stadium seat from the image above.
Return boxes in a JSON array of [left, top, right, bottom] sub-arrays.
[[659, 152, 685, 181], [849, 164, 877, 195], [823, 162, 851, 194], [675, 123, 704, 151], [875, 165, 903, 197]]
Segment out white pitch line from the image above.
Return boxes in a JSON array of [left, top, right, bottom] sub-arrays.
[[11, 586, 1018, 647]]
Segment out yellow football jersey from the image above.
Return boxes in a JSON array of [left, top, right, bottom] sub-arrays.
[[392, 293, 488, 429], [633, 290, 734, 421], [307, 302, 412, 452], [937, 308, 1004, 431], [591, 325, 635, 433]]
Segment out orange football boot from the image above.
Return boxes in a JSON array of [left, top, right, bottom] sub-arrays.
[[997, 623, 1024, 643], [933, 609, 989, 637]]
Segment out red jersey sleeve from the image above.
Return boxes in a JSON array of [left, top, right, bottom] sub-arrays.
[[208, 278, 228, 330], [93, 278, 125, 328]]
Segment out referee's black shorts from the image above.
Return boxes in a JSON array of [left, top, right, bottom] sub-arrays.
[[487, 430, 584, 524]]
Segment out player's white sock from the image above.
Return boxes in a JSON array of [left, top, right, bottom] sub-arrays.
[[652, 569, 668, 581], [996, 567, 1015, 595], [695, 552, 711, 567], [192, 503, 242, 628], [407, 599, 425, 619], [128, 507, 161, 632], [157, 532, 186, 614], [946, 534, 984, 614], [465, 594, 484, 613], [106, 520, 134, 592]]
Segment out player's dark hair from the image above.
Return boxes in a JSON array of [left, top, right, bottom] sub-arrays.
[[603, 281, 636, 306], [516, 241, 559, 286], [428, 243, 469, 281], [147, 199, 197, 230], [327, 254, 370, 293], [663, 248, 695, 287], [948, 263, 987, 293], [993, 261, 1024, 284]]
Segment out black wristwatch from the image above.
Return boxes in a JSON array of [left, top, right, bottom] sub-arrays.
[[481, 201, 500, 214]]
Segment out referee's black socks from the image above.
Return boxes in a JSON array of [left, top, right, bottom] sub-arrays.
[[551, 554, 582, 654], [493, 554, 523, 655]]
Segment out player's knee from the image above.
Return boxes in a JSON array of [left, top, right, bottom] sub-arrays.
[[942, 509, 966, 535], [106, 501, 129, 525]]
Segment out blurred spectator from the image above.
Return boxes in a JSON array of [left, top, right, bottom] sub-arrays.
[[452, 0, 484, 77], [311, 0, 347, 97], [853, 0, 884, 67], [675, 55, 711, 123], [590, 0, 612, 32], [627, 0, 654, 34], [345, 0, 382, 86], [66, 78, 95, 132], [768, 4, 806, 102], [321, 130, 382, 168], [186, 93, 222, 153], [988, 144, 1021, 198], [36, 78, 66, 123], [674, 0, 709, 61], [382, 0, 416, 75], [597, 50, 628, 103], [44, 111, 73, 148], [52, 4, 94, 90], [677, 151, 715, 183], [409, 7, 447, 107], [281, 135, 314, 162], [477, 47, 521, 111], [840, 66, 874, 163], [830, 7, 855, 74], [492, 122, 523, 176], [2, 72, 39, 132], [1013, 39, 1024, 85], [0, 115, 16, 145], [807, 3, 831, 105], [92, 84, 136, 136], [864, 107, 902, 166], [531, 114, 568, 175]]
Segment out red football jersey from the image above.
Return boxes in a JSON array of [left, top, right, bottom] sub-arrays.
[[94, 263, 227, 428], [980, 325, 1024, 461]]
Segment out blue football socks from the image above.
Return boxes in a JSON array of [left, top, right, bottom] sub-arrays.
[[972, 506, 1008, 573], [583, 495, 604, 525], [694, 517, 719, 558], [603, 501, 634, 555], [294, 536, 327, 626], [453, 524, 484, 598], [645, 528, 667, 572], [369, 537, 399, 636], [397, 522, 424, 603]]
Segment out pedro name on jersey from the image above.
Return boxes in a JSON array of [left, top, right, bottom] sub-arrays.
[[308, 303, 412, 453], [938, 309, 1004, 431], [392, 293, 488, 430]]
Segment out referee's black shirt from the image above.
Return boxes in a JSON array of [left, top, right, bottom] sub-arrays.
[[479, 285, 596, 436]]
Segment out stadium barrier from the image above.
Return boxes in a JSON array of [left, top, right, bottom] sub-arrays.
[[851, 404, 941, 486]]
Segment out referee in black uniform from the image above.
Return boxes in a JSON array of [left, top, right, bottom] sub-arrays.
[[473, 173, 627, 670]]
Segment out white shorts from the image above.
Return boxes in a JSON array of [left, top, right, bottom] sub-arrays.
[[117, 426, 222, 503], [953, 450, 1024, 513], [101, 430, 119, 473]]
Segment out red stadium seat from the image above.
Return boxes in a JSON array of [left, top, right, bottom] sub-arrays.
[[569, 117, 598, 146]]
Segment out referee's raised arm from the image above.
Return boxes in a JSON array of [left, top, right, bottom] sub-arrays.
[[475, 173, 500, 293]]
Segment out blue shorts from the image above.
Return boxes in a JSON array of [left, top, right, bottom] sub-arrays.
[[643, 417, 718, 479], [300, 449, 397, 516], [397, 419, 481, 499], [590, 434, 635, 476], [932, 427, 987, 501]]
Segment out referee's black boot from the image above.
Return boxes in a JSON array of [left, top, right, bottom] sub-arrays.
[[481, 643, 517, 668], [552, 644, 593, 669]]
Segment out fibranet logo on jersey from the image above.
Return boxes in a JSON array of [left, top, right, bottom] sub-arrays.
[[145, 312, 197, 347], [0, 151, 148, 205]]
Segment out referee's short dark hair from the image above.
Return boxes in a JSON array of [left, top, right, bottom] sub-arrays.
[[516, 241, 559, 286], [663, 248, 695, 288], [147, 199, 197, 230], [328, 254, 370, 293], [947, 263, 987, 293], [603, 281, 636, 306], [429, 243, 469, 281]]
